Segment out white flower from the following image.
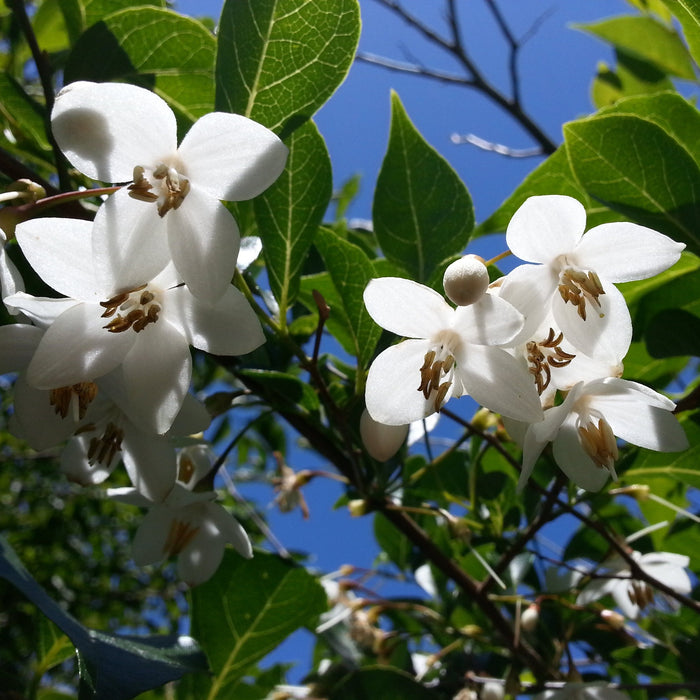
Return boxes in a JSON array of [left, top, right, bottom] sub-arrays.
[[7, 216, 264, 433], [503, 195, 684, 359], [518, 377, 688, 491], [577, 550, 691, 619], [109, 447, 252, 586], [0, 226, 24, 315], [534, 682, 631, 700], [51, 81, 288, 302], [363, 277, 543, 425]]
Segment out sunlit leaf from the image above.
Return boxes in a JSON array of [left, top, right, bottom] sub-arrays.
[[661, 0, 700, 66]]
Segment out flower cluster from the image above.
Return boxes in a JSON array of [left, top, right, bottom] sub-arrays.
[[0, 81, 288, 584], [363, 195, 688, 492]]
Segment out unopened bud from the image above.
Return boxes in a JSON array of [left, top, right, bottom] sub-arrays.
[[480, 681, 505, 700], [460, 624, 483, 638], [520, 603, 539, 632], [609, 484, 650, 501], [470, 406, 498, 432], [443, 254, 489, 306], [348, 499, 371, 516], [600, 608, 626, 630], [360, 409, 408, 461]]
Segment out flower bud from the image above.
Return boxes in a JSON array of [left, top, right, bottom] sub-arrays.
[[443, 254, 489, 306], [520, 603, 539, 632], [348, 499, 371, 516], [480, 681, 505, 700], [600, 608, 626, 630], [360, 409, 409, 461]]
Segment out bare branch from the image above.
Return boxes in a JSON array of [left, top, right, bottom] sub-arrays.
[[356, 51, 470, 85], [451, 132, 543, 158]]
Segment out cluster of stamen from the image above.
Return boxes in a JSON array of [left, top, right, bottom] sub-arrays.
[[627, 580, 655, 610], [526, 328, 576, 395], [100, 284, 161, 333], [558, 268, 605, 320], [49, 382, 98, 421], [127, 164, 190, 217], [418, 349, 454, 413], [79, 421, 124, 466], [578, 416, 619, 475], [164, 519, 200, 556]]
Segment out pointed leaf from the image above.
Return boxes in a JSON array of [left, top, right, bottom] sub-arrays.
[[64, 7, 215, 122], [314, 227, 382, 369], [373, 92, 474, 286], [215, 0, 360, 135], [190, 550, 327, 699], [254, 120, 332, 311], [662, 0, 700, 66]]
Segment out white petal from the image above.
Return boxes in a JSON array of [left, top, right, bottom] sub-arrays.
[[120, 322, 191, 434], [132, 507, 171, 565], [586, 377, 676, 410], [455, 344, 543, 422], [237, 236, 262, 271], [612, 582, 640, 619], [1, 233, 24, 311], [61, 435, 115, 485], [360, 409, 409, 461], [169, 394, 211, 436], [553, 281, 632, 361], [166, 187, 240, 302], [506, 195, 587, 263], [365, 339, 437, 425], [178, 525, 226, 586], [207, 503, 253, 558], [178, 112, 288, 201], [641, 560, 692, 595], [1, 293, 79, 328], [576, 577, 620, 606], [52, 81, 177, 182], [0, 323, 42, 373], [576, 223, 685, 282], [107, 486, 152, 507], [15, 218, 98, 300], [92, 189, 171, 294], [122, 428, 178, 502], [640, 551, 690, 570], [164, 284, 264, 355], [27, 302, 134, 388], [363, 278, 452, 338], [453, 293, 523, 346], [552, 412, 611, 491]]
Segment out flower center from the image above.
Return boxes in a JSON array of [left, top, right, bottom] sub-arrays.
[[577, 414, 618, 477], [49, 382, 98, 421], [127, 163, 190, 217], [164, 518, 200, 557], [526, 328, 576, 395], [558, 267, 605, 321], [627, 580, 654, 610], [100, 284, 162, 333], [75, 421, 125, 467], [418, 333, 458, 413]]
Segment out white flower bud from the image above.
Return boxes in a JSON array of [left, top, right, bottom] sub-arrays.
[[480, 681, 505, 700], [443, 254, 489, 306], [360, 409, 409, 461], [520, 603, 539, 631]]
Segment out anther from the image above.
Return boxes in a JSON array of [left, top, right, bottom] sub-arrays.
[[87, 422, 124, 466], [49, 382, 99, 421], [164, 519, 200, 556]]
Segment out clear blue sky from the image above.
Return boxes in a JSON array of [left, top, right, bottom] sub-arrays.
[[175, 0, 630, 682]]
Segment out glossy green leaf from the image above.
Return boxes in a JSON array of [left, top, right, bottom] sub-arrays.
[[314, 227, 382, 369], [374, 512, 414, 571], [215, 0, 360, 135], [564, 113, 700, 254], [255, 120, 332, 312], [36, 617, 75, 675], [0, 535, 207, 700], [190, 549, 326, 699], [622, 340, 689, 389], [373, 92, 474, 286], [662, 0, 700, 66], [64, 7, 215, 121], [237, 369, 320, 413], [575, 15, 695, 79], [330, 667, 437, 699], [627, 0, 673, 21], [0, 73, 50, 151]]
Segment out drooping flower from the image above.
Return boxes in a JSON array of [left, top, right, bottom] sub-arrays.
[[576, 549, 691, 619], [517, 377, 688, 491], [7, 216, 264, 433], [51, 81, 288, 302], [502, 195, 684, 359], [363, 277, 543, 425], [109, 447, 252, 586]]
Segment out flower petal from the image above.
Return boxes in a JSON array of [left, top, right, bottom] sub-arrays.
[[1, 293, 79, 328], [122, 427, 178, 502], [61, 434, 115, 485], [363, 278, 452, 338], [132, 506, 171, 565], [178, 112, 288, 201], [178, 524, 225, 586], [207, 503, 253, 558], [15, 218, 98, 300], [164, 284, 264, 355], [576, 223, 685, 282], [1, 230, 24, 312], [506, 195, 587, 263], [576, 577, 621, 606], [169, 394, 211, 436], [52, 81, 177, 182], [120, 322, 191, 434], [0, 323, 42, 373], [166, 187, 240, 302], [453, 293, 523, 346], [27, 302, 134, 388], [365, 339, 437, 425]]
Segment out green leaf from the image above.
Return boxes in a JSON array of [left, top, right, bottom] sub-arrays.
[[237, 368, 320, 413], [314, 227, 382, 369], [564, 112, 700, 254], [0, 535, 207, 700], [374, 512, 414, 571], [215, 0, 360, 135], [662, 0, 700, 66], [255, 120, 332, 312], [373, 92, 474, 286], [64, 7, 216, 122], [330, 667, 437, 699], [190, 549, 327, 699], [36, 617, 75, 676], [574, 15, 696, 79], [622, 340, 688, 388], [0, 73, 50, 151]]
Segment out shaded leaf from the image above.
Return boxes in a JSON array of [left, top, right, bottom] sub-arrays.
[[238, 369, 320, 413], [330, 667, 437, 699]]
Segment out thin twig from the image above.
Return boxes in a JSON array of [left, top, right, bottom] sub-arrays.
[[450, 133, 543, 158]]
